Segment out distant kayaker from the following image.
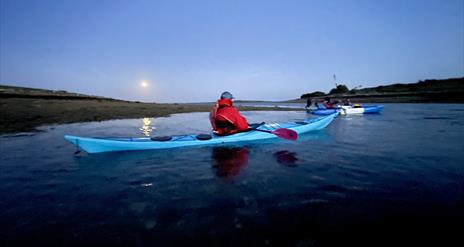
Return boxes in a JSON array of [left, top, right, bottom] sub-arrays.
[[323, 97, 335, 109], [210, 91, 249, 135], [305, 98, 312, 109], [343, 98, 352, 106]]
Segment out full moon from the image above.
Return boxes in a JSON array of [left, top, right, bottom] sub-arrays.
[[141, 81, 148, 87]]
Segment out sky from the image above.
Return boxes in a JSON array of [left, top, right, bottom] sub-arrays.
[[1, 0, 463, 103]]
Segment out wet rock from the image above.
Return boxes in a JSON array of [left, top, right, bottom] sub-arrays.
[[234, 217, 243, 229], [144, 220, 157, 230], [129, 202, 147, 214], [296, 238, 320, 247]]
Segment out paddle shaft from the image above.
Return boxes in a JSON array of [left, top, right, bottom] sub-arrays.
[[247, 122, 298, 140], [251, 128, 273, 134], [247, 122, 272, 133], [250, 127, 298, 140]]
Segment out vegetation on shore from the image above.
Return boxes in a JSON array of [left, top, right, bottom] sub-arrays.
[[0, 85, 298, 134], [297, 77, 464, 103]]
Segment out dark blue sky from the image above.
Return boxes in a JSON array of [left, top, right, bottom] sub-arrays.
[[1, 0, 463, 102]]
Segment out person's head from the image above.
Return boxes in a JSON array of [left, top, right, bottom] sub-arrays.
[[325, 97, 330, 102], [220, 91, 234, 100]]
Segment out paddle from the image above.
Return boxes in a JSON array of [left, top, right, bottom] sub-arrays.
[[251, 128, 298, 141]]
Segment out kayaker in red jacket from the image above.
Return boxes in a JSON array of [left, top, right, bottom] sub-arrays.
[[210, 91, 249, 135], [323, 97, 335, 109]]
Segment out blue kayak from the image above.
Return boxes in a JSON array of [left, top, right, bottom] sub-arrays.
[[309, 105, 383, 115], [64, 113, 338, 153], [360, 105, 384, 114], [309, 109, 338, 115]]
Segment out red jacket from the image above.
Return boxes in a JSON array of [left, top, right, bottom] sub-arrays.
[[323, 102, 335, 109], [210, 99, 249, 135]]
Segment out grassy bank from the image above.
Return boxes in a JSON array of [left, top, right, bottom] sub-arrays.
[[0, 97, 299, 134]]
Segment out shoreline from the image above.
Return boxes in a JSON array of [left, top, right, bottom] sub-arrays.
[[284, 91, 464, 104], [2, 80, 463, 134], [0, 97, 301, 135]]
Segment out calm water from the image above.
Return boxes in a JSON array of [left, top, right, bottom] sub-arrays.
[[1, 104, 463, 246]]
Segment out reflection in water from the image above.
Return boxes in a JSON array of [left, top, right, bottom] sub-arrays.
[[211, 147, 300, 179], [139, 117, 155, 136], [274, 150, 298, 167], [212, 147, 249, 178]]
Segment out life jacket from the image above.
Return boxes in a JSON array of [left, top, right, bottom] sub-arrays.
[[210, 99, 249, 135]]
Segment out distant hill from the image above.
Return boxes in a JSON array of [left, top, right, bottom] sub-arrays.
[[352, 77, 463, 94], [294, 77, 464, 103], [0, 85, 116, 101]]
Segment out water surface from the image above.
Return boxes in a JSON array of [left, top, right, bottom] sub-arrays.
[[1, 104, 463, 246]]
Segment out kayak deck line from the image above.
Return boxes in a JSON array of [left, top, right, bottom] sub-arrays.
[[64, 112, 338, 153], [77, 117, 329, 143]]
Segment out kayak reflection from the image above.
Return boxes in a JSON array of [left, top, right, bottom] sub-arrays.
[[273, 150, 298, 167], [211, 146, 301, 179], [212, 147, 249, 178]]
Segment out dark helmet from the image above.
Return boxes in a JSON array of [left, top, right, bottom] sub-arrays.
[[220, 91, 234, 99]]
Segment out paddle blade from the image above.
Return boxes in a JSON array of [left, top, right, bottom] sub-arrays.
[[271, 128, 298, 141]]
